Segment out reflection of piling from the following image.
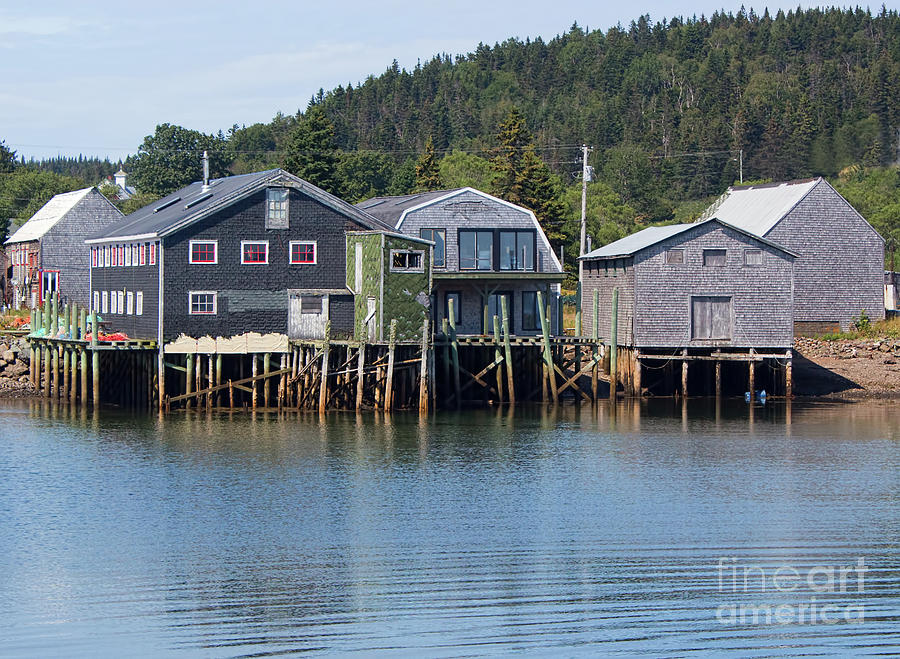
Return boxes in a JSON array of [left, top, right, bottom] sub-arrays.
[[609, 288, 618, 399]]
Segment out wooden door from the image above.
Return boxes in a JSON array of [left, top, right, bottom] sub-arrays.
[[366, 296, 377, 341], [288, 293, 328, 339], [691, 296, 732, 340]]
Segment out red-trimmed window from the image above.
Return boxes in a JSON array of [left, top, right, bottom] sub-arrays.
[[241, 241, 268, 264], [118, 246, 125, 265], [91, 247, 98, 267], [149, 243, 157, 265], [139, 244, 146, 266], [290, 241, 316, 264], [112, 246, 118, 267], [190, 240, 217, 264]]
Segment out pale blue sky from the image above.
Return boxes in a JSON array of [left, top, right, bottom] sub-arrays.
[[2, 1, 851, 161]]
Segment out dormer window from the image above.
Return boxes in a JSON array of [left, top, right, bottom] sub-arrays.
[[266, 188, 289, 229]]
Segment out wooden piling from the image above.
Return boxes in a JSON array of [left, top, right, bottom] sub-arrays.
[[355, 340, 366, 411], [537, 290, 558, 404], [91, 313, 100, 408], [384, 320, 396, 412], [250, 353, 257, 410], [633, 353, 641, 398], [262, 352, 271, 408], [785, 352, 793, 398], [448, 299, 461, 409], [492, 314, 504, 404], [681, 348, 689, 397], [207, 354, 214, 410], [715, 357, 722, 398], [748, 350, 756, 399], [185, 353, 194, 410], [318, 321, 332, 414], [592, 290, 599, 402], [215, 354, 223, 408], [609, 288, 619, 400], [418, 318, 429, 414], [229, 379, 235, 409], [500, 296, 515, 405]]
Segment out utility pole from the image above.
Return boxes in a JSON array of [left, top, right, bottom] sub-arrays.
[[739, 149, 743, 184], [579, 144, 592, 256]]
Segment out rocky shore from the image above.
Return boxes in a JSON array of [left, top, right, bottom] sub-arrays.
[[793, 337, 900, 398], [0, 336, 37, 398]]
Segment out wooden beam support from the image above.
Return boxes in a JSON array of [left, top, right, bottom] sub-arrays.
[[500, 295, 515, 405], [537, 290, 558, 404]]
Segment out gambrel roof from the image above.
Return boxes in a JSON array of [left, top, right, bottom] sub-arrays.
[[5, 187, 95, 244], [357, 187, 564, 273], [87, 169, 394, 244]]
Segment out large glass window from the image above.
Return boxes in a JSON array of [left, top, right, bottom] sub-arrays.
[[444, 292, 462, 324], [459, 230, 493, 270], [419, 229, 446, 267], [486, 292, 512, 333], [290, 241, 316, 264], [499, 231, 534, 270], [521, 291, 542, 331], [703, 249, 726, 267]]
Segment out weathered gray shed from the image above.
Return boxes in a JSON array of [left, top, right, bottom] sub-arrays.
[[580, 218, 797, 350], [699, 178, 884, 333], [4, 187, 122, 309]]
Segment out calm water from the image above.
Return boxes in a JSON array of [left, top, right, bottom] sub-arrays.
[[0, 399, 898, 657]]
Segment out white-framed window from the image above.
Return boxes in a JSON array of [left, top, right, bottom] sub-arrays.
[[91, 247, 98, 267], [139, 244, 146, 266], [149, 243, 157, 266], [290, 241, 316, 264], [241, 241, 268, 264], [110, 291, 117, 314], [102, 291, 109, 314], [266, 188, 289, 229], [136, 292, 143, 316], [117, 291, 124, 314], [125, 244, 132, 267], [189, 240, 217, 264], [390, 249, 424, 272], [189, 291, 217, 315], [126, 291, 134, 315], [133, 244, 139, 265], [93, 291, 99, 312], [104, 246, 110, 267]]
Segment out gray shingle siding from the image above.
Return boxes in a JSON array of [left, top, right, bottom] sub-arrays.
[[162, 188, 364, 341], [582, 224, 794, 348], [580, 260, 636, 346], [765, 180, 884, 331], [90, 262, 160, 339], [41, 189, 122, 307], [398, 190, 561, 274]]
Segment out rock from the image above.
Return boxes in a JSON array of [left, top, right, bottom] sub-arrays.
[[5, 363, 27, 378], [1, 350, 14, 364], [880, 343, 892, 352]]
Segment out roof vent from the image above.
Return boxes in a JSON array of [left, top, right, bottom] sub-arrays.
[[201, 150, 210, 192]]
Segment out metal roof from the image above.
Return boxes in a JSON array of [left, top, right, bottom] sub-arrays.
[[579, 218, 798, 260], [698, 178, 820, 236], [87, 169, 393, 243], [5, 187, 94, 244], [356, 189, 464, 227]]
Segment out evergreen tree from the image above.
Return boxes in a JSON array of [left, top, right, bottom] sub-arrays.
[[0, 140, 17, 173], [414, 137, 442, 191], [490, 109, 567, 242], [282, 106, 340, 195]]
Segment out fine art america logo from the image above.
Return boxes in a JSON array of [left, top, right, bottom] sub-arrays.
[[715, 557, 867, 624]]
